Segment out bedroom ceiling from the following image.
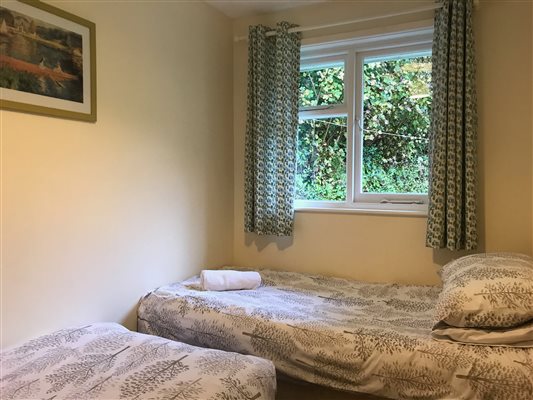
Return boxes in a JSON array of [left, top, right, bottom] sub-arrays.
[[205, 0, 326, 19]]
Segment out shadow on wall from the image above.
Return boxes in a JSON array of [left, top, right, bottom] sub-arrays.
[[431, 203, 486, 268], [432, 248, 481, 270], [245, 232, 294, 251], [245, 229, 482, 266], [121, 303, 140, 332]]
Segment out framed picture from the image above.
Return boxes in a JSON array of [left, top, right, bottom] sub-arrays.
[[0, 0, 96, 121]]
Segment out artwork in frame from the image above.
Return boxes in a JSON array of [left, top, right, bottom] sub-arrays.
[[0, 0, 96, 121]]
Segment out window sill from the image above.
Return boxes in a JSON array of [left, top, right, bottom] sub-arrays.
[[294, 205, 428, 217]]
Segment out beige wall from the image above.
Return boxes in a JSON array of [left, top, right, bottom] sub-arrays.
[[1, 1, 233, 347], [233, 0, 533, 285], [476, 0, 532, 255], [2, 0, 531, 348]]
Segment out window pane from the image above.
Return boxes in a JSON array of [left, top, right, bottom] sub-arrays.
[[296, 117, 347, 201], [362, 54, 431, 194], [299, 64, 344, 108]]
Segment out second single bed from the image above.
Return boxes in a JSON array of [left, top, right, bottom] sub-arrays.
[[1, 322, 276, 400], [138, 265, 533, 400]]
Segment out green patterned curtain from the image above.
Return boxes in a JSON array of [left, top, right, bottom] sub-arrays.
[[426, 0, 477, 250], [244, 22, 301, 236]]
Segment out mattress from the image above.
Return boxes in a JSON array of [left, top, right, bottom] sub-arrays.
[[0, 322, 276, 400], [138, 269, 533, 400]]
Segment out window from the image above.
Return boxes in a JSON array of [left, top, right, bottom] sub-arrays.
[[295, 30, 432, 213], [297, 60, 348, 201]]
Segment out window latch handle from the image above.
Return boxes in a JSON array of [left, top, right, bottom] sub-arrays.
[[299, 105, 335, 112], [380, 199, 424, 205]]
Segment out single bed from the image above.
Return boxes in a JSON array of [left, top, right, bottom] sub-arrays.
[[0, 322, 276, 400], [138, 268, 533, 400]]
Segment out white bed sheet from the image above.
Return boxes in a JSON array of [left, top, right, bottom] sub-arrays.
[[1, 322, 276, 400], [138, 269, 533, 400]]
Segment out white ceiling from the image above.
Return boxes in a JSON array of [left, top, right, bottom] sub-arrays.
[[205, 0, 326, 19]]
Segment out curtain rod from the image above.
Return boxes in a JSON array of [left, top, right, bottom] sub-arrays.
[[234, 1, 478, 43]]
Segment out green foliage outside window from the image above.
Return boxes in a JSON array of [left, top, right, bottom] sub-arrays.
[[295, 55, 431, 201], [362, 56, 431, 194], [296, 117, 347, 201], [299, 65, 344, 107], [297, 65, 346, 201]]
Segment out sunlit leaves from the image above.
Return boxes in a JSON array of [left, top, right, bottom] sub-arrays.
[[295, 117, 347, 201], [296, 55, 432, 199], [299, 66, 344, 107], [362, 55, 432, 193]]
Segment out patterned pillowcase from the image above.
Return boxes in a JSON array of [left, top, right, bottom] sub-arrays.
[[434, 253, 533, 328]]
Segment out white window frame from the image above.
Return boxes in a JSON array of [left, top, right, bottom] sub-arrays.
[[295, 26, 433, 215]]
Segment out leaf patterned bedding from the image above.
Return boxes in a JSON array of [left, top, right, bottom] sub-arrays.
[[0, 322, 276, 400], [138, 269, 533, 400]]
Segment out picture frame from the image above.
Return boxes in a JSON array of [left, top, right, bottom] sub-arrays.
[[0, 0, 96, 122]]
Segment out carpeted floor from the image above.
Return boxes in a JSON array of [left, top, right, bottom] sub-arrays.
[[276, 374, 387, 400]]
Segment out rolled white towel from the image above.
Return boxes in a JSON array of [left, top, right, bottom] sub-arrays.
[[200, 270, 261, 291]]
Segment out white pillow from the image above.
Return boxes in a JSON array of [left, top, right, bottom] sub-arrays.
[[434, 253, 533, 328]]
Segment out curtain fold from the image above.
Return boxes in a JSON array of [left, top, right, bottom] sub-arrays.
[[426, 0, 478, 250], [244, 22, 301, 236]]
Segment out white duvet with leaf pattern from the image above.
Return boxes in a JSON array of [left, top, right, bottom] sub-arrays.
[[138, 269, 533, 400], [0, 323, 276, 400]]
